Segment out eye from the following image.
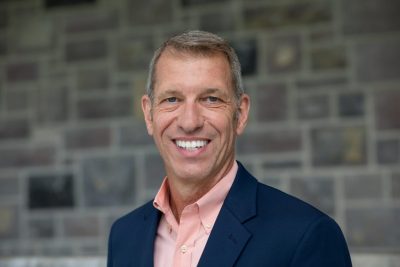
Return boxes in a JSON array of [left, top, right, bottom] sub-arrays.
[[205, 96, 220, 103], [165, 97, 178, 103]]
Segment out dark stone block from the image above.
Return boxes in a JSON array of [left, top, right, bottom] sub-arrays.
[[266, 35, 301, 73], [311, 46, 347, 70], [182, 0, 227, 6], [0, 119, 30, 140], [237, 129, 302, 154], [231, 39, 257, 76], [117, 37, 154, 71], [244, 2, 331, 29], [0, 35, 6, 56], [63, 215, 99, 237], [119, 122, 154, 147], [128, 0, 172, 26], [356, 40, 400, 82], [0, 9, 7, 29], [297, 94, 330, 119], [311, 126, 366, 166], [0, 176, 19, 196], [290, 177, 335, 215], [5, 88, 33, 112], [65, 10, 118, 33], [346, 207, 400, 249], [45, 0, 96, 8], [0, 205, 18, 239], [255, 83, 287, 122], [65, 126, 111, 150], [77, 94, 132, 120], [28, 174, 74, 209], [37, 86, 69, 123], [0, 146, 55, 169], [77, 68, 109, 91], [28, 217, 55, 238], [262, 160, 301, 170], [6, 62, 39, 83], [65, 39, 107, 62], [344, 174, 382, 200], [82, 156, 136, 206], [377, 139, 400, 164], [342, 0, 400, 35], [296, 75, 348, 90], [375, 90, 400, 130], [144, 154, 164, 190], [338, 92, 364, 117], [392, 173, 400, 199], [200, 10, 236, 33]]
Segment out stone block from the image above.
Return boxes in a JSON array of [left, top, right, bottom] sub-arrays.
[[296, 75, 348, 90], [5, 87, 34, 112], [45, 0, 95, 8], [77, 68, 109, 91], [297, 94, 330, 119], [6, 62, 39, 83], [0, 176, 19, 196], [290, 176, 335, 215], [63, 215, 99, 237], [118, 122, 154, 147], [128, 0, 173, 26], [200, 9, 235, 33], [28, 174, 74, 209], [37, 86, 69, 123], [65, 10, 118, 33], [182, 0, 228, 6], [65, 39, 107, 62], [0, 9, 7, 29], [0, 118, 30, 140], [262, 160, 301, 170], [0, 205, 18, 239], [237, 129, 302, 154], [311, 46, 347, 70], [28, 217, 55, 239], [65, 126, 111, 150], [77, 94, 132, 120], [392, 173, 400, 199], [0, 35, 6, 56], [0, 146, 55, 169], [311, 126, 366, 166], [356, 40, 400, 82], [82, 156, 136, 206], [375, 90, 400, 130], [265, 35, 301, 73], [244, 1, 331, 29], [344, 174, 383, 200], [377, 139, 400, 164], [117, 37, 154, 71], [230, 38, 257, 76], [255, 83, 287, 122], [346, 207, 400, 249], [144, 153, 164, 190], [342, 0, 400, 35], [338, 92, 365, 117]]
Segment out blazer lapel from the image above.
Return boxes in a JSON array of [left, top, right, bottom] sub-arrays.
[[198, 162, 258, 267]]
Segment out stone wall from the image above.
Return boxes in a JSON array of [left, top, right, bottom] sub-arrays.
[[0, 0, 399, 264]]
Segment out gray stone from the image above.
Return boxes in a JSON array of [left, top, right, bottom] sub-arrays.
[[117, 36, 154, 71], [128, 0, 173, 26], [0, 35, 6, 56], [290, 176, 335, 215], [230, 39, 257, 76], [77, 68, 109, 91], [375, 90, 400, 130], [311, 46, 347, 70], [0, 205, 18, 239], [266, 35, 301, 73], [346, 207, 400, 249], [144, 153, 164, 190], [0, 118, 30, 140], [5, 87, 34, 112], [237, 129, 302, 154], [119, 122, 154, 147], [262, 160, 301, 170], [36, 86, 69, 123], [377, 139, 400, 164], [65, 10, 118, 33], [0, 8, 7, 29], [356, 40, 400, 82], [344, 174, 383, 200], [296, 76, 348, 90], [6, 62, 39, 83], [0, 146, 55, 169], [28, 217, 55, 238], [0, 176, 19, 196], [182, 0, 228, 6], [63, 215, 99, 237], [244, 1, 331, 29], [65, 39, 107, 62], [342, 0, 400, 35], [65, 126, 111, 150], [82, 156, 136, 207], [311, 126, 367, 166], [392, 173, 400, 199], [77, 94, 132, 120], [200, 10, 236, 33], [255, 83, 287, 122], [297, 94, 330, 119], [338, 92, 365, 117]]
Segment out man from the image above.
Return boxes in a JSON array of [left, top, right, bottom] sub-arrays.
[[107, 30, 352, 267]]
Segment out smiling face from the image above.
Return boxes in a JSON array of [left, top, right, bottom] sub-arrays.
[[142, 50, 249, 189]]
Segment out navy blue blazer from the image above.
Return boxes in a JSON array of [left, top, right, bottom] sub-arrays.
[[107, 162, 352, 267]]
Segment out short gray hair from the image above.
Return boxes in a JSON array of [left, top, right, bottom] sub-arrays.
[[146, 30, 244, 104]]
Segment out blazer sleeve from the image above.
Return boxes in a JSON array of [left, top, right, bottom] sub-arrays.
[[289, 216, 352, 267]]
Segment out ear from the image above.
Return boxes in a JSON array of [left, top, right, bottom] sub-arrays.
[[235, 93, 250, 136], [141, 95, 154, 135]]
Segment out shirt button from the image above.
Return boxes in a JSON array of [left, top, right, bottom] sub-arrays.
[[205, 224, 211, 229], [180, 245, 188, 254]]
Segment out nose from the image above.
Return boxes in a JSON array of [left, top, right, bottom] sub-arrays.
[[176, 102, 204, 133]]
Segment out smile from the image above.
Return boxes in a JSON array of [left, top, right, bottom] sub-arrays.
[[175, 140, 209, 151]]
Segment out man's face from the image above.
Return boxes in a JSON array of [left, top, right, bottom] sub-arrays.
[[142, 51, 249, 186]]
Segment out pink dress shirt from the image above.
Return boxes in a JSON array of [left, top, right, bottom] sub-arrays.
[[153, 161, 238, 267]]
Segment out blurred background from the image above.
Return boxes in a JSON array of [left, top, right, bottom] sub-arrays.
[[0, 0, 399, 266]]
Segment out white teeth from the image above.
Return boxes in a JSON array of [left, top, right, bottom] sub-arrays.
[[176, 140, 208, 150]]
